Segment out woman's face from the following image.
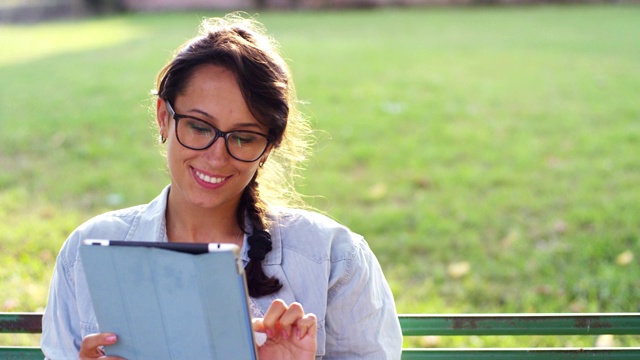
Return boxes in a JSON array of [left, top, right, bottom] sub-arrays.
[[156, 64, 269, 214]]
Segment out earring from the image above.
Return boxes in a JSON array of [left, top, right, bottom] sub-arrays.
[[160, 135, 167, 144], [259, 161, 265, 168]]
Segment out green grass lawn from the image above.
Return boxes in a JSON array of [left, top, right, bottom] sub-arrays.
[[1, 5, 639, 347]]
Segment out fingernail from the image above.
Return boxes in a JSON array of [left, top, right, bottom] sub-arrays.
[[282, 329, 289, 338], [265, 329, 273, 337], [296, 329, 301, 339], [105, 334, 117, 343]]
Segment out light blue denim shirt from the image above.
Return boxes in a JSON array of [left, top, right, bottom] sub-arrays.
[[41, 186, 402, 359]]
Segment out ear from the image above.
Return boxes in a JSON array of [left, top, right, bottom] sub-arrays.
[[260, 146, 273, 165], [156, 98, 169, 140]]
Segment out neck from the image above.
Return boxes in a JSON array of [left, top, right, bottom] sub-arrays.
[[165, 190, 244, 246]]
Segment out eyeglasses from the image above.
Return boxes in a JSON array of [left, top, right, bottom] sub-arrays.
[[166, 101, 270, 162]]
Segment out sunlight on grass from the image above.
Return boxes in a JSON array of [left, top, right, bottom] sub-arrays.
[[0, 19, 148, 67]]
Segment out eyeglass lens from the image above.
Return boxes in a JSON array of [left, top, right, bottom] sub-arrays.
[[176, 117, 268, 162]]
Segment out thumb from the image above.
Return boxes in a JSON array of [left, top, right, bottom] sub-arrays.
[[252, 318, 265, 333]]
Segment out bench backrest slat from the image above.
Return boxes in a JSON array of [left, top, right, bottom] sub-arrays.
[[0, 313, 42, 334], [8, 313, 639, 336], [0, 347, 44, 359], [401, 348, 640, 360], [398, 313, 640, 336]]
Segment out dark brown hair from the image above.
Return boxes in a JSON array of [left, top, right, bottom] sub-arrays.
[[155, 14, 311, 297]]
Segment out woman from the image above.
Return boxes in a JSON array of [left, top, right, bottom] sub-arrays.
[[41, 14, 402, 360]]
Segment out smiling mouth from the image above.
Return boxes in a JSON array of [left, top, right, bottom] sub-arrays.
[[194, 169, 227, 184]]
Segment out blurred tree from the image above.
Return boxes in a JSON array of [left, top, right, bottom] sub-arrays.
[[83, 0, 125, 14]]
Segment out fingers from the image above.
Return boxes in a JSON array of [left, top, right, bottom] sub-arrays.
[[255, 300, 317, 341], [79, 333, 123, 360], [295, 313, 317, 340], [268, 300, 302, 339], [252, 299, 285, 338]]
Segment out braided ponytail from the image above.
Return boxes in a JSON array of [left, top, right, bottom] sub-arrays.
[[237, 176, 282, 298]]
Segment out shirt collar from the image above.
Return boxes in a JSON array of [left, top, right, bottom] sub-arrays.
[[126, 185, 170, 243], [129, 184, 282, 265]]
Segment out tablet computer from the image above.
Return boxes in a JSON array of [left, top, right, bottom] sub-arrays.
[[80, 239, 257, 360]]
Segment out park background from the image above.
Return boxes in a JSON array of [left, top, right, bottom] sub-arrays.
[[1, 0, 639, 347]]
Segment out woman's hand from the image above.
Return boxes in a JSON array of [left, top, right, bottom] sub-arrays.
[[252, 299, 317, 360], [79, 333, 124, 360]]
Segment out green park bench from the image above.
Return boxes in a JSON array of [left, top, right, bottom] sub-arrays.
[[1, 312, 639, 359]]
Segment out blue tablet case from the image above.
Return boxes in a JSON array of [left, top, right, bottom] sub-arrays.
[[79, 243, 257, 360]]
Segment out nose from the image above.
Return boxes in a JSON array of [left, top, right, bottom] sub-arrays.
[[202, 136, 229, 165]]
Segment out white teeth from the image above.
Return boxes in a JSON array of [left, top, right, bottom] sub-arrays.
[[196, 170, 225, 184]]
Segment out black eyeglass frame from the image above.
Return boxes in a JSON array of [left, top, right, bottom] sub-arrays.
[[165, 101, 271, 163]]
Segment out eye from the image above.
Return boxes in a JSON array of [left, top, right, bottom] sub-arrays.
[[185, 118, 213, 136], [229, 132, 259, 147]]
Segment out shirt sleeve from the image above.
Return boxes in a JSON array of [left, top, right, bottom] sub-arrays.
[[323, 237, 403, 360], [41, 233, 83, 359]]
